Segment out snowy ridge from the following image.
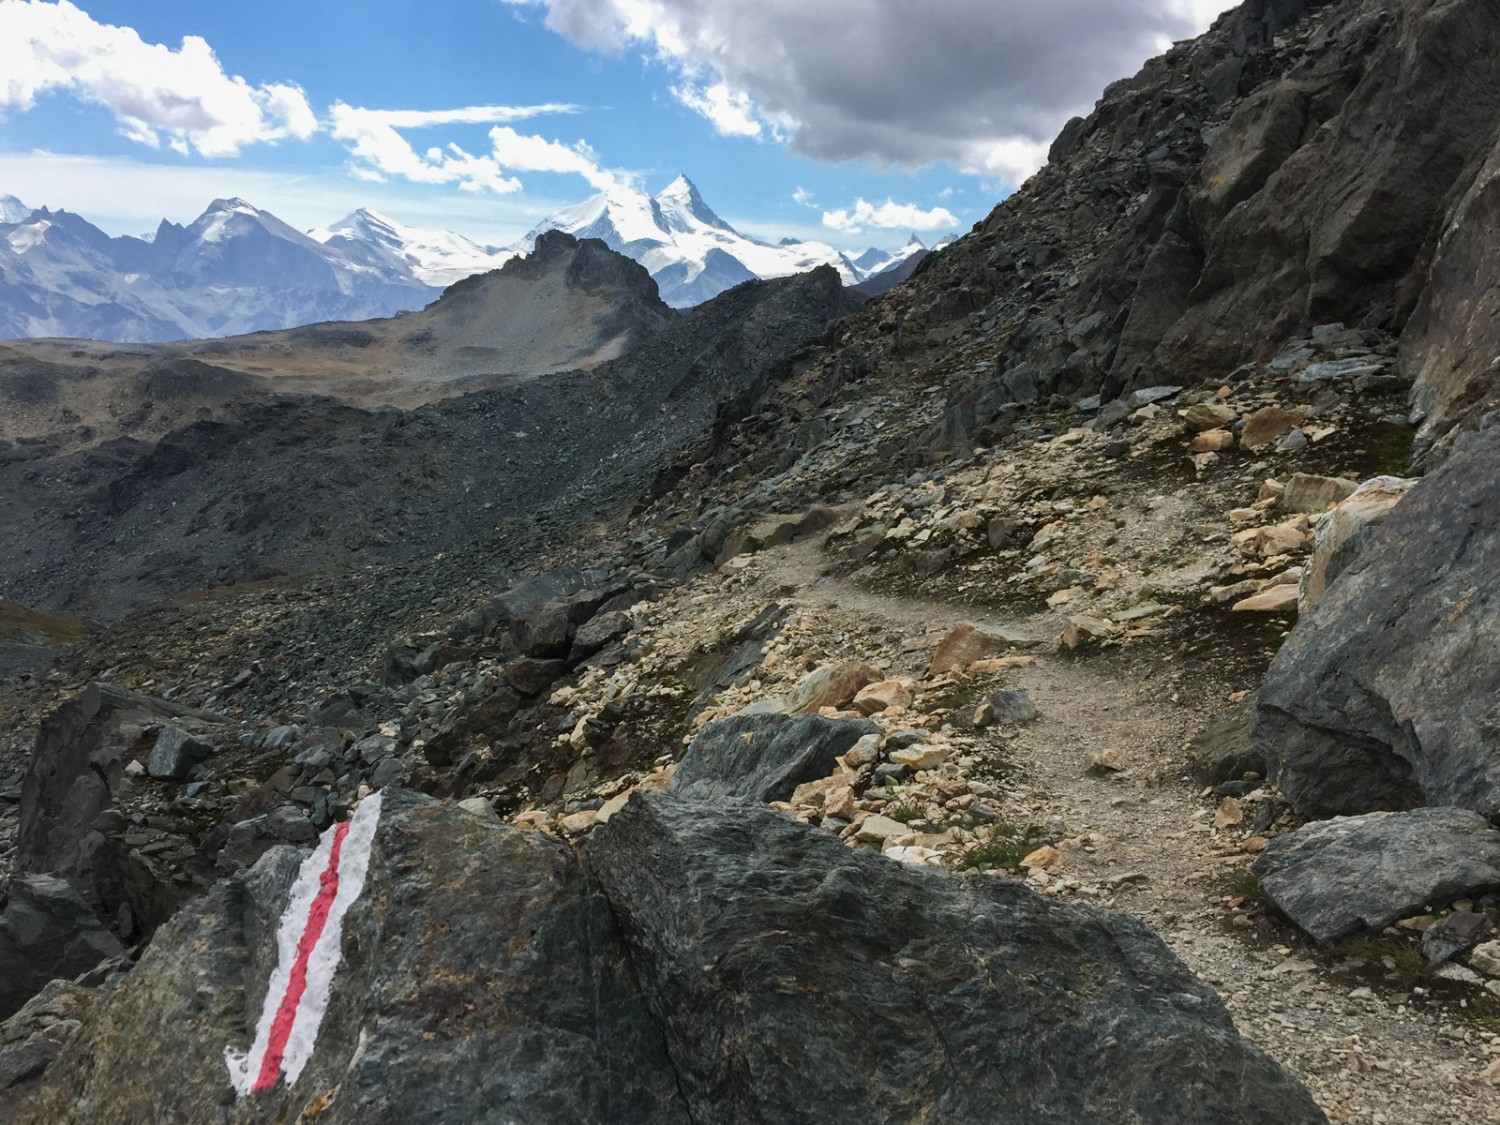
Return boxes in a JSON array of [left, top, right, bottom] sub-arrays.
[[0, 196, 445, 342], [311, 208, 515, 288], [518, 174, 922, 308], [0, 179, 930, 341]]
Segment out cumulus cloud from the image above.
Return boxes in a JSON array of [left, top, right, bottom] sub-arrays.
[[822, 198, 958, 235], [0, 0, 316, 157], [331, 104, 622, 195], [670, 81, 762, 138], [487, 125, 620, 191], [501, 0, 1235, 183]]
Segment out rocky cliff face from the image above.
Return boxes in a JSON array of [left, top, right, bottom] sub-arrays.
[[801, 0, 1500, 463]]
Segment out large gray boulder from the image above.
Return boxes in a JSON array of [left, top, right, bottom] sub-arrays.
[[1254, 422, 1500, 818], [20, 683, 223, 881], [669, 713, 879, 803], [0, 876, 123, 1020], [23, 790, 690, 1124], [1252, 808, 1500, 943], [591, 792, 1326, 1124]]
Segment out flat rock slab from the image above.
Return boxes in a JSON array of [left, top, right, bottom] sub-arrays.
[[1252, 807, 1500, 942], [670, 713, 878, 803], [592, 792, 1326, 1124]]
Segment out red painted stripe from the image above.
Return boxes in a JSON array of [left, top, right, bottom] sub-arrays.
[[252, 821, 351, 1092]]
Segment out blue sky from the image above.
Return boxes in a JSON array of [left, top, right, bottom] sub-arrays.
[[0, 0, 1233, 251]]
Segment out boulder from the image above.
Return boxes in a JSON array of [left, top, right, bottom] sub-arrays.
[[24, 791, 690, 1124], [510, 602, 573, 659], [851, 680, 913, 716], [1190, 695, 1265, 785], [1280, 473, 1358, 514], [569, 609, 632, 661], [16, 685, 224, 954], [0, 876, 123, 1019], [669, 713, 879, 804], [1230, 585, 1299, 613], [1188, 428, 1236, 452], [145, 727, 214, 782], [789, 662, 883, 713], [464, 566, 588, 638], [1403, 119, 1500, 454], [1251, 808, 1500, 943], [500, 657, 568, 697], [1256, 426, 1500, 817], [0, 980, 99, 1109], [930, 624, 1032, 675], [1297, 475, 1415, 613], [1239, 407, 1302, 451], [976, 689, 1039, 727], [1182, 402, 1237, 431], [590, 792, 1325, 1124]]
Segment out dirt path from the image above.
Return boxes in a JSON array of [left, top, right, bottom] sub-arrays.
[[753, 536, 1500, 1124]]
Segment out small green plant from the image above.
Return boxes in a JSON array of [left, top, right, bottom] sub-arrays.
[[1235, 873, 1262, 902], [956, 824, 1053, 872], [958, 837, 1033, 872], [885, 799, 925, 824]]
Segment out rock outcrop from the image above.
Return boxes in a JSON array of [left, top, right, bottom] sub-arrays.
[[669, 713, 879, 803], [21, 787, 1324, 1123], [1255, 421, 1500, 817], [0, 876, 122, 1019], [1252, 808, 1500, 942], [592, 791, 1325, 1124], [22, 790, 691, 1125]]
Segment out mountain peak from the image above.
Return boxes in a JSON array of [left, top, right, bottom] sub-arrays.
[[205, 197, 257, 215], [654, 175, 734, 235], [658, 173, 699, 200], [0, 193, 30, 224]]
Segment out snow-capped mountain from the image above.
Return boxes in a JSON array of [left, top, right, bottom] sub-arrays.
[[852, 234, 927, 280], [519, 175, 888, 308], [311, 208, 515, 288], [0, 179, 931, 342], [0, 195, 30, 224], [0, 197, 442, 342]]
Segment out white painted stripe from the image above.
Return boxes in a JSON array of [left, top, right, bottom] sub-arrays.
[[225, 792, 383, 1097], [279, 791, 382, 1086]]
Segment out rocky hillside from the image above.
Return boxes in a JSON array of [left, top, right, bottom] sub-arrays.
[[4, 1, 1500, 1121], [780, 0, 1499, 465], [0, 236, 858, 620]]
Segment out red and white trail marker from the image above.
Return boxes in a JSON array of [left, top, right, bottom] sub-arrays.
[[225, 791, 383, 1097]]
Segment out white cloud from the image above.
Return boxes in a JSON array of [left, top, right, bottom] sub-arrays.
[[792, 186, 816, 207], [360, 104, 581, 129], [822, 198, 958, 235], [329, 104, 623, 195], [0, 0, 316, 156], [671, 80, 762, 138], [501, 0, 1228, 185], [486, 125, 620, 191], [330, 104, 521, 194]]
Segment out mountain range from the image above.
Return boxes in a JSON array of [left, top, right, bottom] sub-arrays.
[[0, 178, 933, 342]]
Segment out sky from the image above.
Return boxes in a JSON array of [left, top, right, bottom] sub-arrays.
[[0, 0, 1238, 253]]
